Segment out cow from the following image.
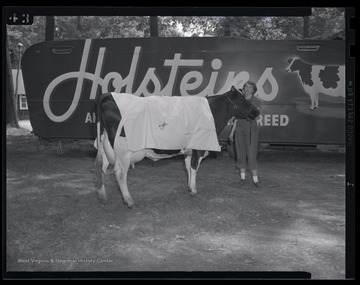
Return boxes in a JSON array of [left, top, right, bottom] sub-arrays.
[[285, 57, 345, 110], [94, 86, 260, 208]]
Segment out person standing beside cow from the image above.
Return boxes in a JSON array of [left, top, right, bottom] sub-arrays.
[[229, 80, 262, 188]]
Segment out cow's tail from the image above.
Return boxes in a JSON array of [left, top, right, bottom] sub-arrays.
[[95, 93, 109, 149], [96, 120, 101, 150]]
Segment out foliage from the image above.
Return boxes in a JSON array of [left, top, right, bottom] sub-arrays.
[[172, 8, 345, 40], [309, 8, 345, 37], [7, 8, 345, 68]]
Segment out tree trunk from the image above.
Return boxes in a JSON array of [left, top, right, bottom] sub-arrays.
[[150, 16, 158, 37], [224, 19, 231, 37], [77, 16, 82, 31], [6, 29, 20, 128], [45, 16, 55, 41], [303, 16, 310, 38]]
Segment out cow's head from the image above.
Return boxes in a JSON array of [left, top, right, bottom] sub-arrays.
[[285, 57, 301, 73], [228, 86, 260, 120]]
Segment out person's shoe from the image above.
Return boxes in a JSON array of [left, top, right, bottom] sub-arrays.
[[240, 179, 246, 186], [253, 181, 262, 188]]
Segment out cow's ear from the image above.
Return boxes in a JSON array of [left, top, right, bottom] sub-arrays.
[[288, 58, 293, 63], [229, 86, 239, 99]]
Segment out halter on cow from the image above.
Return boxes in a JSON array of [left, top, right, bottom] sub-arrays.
[[94, 86, 259, 208]]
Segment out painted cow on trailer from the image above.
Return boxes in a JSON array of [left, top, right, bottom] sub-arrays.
[[94, 87, 259, 208], [285, 57, 345, 110]]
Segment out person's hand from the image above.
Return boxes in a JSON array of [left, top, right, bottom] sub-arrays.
[[229, 134, 234, 142]]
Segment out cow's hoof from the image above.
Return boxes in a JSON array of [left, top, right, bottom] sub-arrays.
[[126, 202, 134, 209], [123, 197, 134, 209], [97, 192, 108, 204], [189, 190, 197, 196]]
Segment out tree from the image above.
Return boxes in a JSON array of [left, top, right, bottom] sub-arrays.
[[6, 9, 345, 56], [169, 16, 221, 36], [45, 16, 55, 41], [308, 8, 345, 38], [7, 17, 46, 68], [171, 8, 344, 40], [6, 28, 20, 128], [6, 10, 346, 70], [303, 16, 310, 38], [150, 16, 158, 37], [158, 17, 183, 37]]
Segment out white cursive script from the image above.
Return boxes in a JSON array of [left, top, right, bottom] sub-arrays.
[[43, 39, 279, 122]]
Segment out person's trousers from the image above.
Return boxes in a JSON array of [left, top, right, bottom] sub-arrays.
[[234, 119, 258, 170]]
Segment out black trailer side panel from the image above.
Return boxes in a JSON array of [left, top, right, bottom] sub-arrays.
[[22, 37, 345, 144]]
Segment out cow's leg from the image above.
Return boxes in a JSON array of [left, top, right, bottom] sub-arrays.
[[184, 155, 192, 189], [95, 148, 110, 203], [94, 149, 103, 185], [314, 92, 319, 108], [114, 153, 134, 208], [188, 157, 204, 195], [112, 137, 134, 208], [309, 91, 316, 110], [98, 155, 110, 203], [94, 136, 110, 203], [187, 150, 208, 195]]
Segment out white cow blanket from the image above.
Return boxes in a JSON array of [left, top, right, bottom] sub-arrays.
[[111, 92, 221, 152]]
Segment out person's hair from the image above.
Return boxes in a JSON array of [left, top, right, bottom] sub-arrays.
[[244, 81, 258, 95]]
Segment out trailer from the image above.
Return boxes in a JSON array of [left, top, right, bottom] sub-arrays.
[[21, 37, 345, 147]]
